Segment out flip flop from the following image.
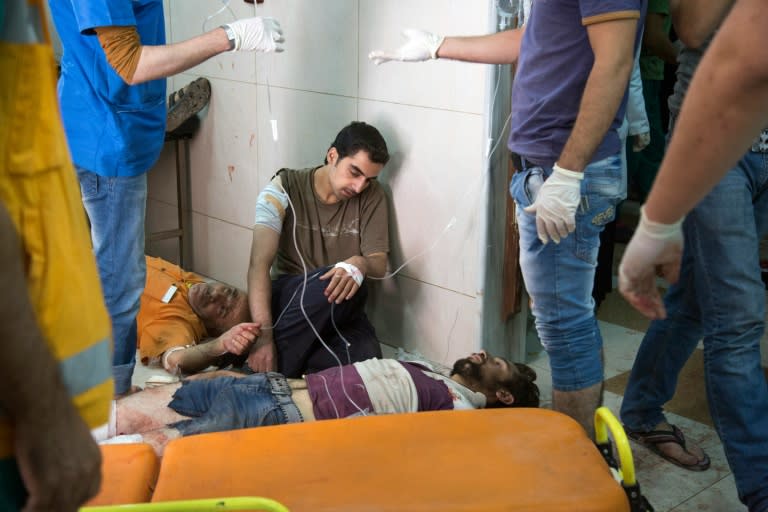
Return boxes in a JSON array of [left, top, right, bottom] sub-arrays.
[[626, 424, 711, 471]]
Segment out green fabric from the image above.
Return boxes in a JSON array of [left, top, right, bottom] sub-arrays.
[[639, 0, 671, 81], [0, 457, 26, 511], [626, 79, 666, 201]]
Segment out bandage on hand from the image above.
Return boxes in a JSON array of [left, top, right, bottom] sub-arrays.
[[368, 29, 444, 65]]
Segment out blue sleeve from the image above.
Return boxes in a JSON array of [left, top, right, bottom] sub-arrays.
[[69, 0, 136, 34], [580, 0, 642, 23]]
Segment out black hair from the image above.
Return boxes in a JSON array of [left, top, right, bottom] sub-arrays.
[[325, 121, 389, 165], [487, 363, 540, 409]]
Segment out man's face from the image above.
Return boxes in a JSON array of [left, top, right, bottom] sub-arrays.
[[327, 148, 383, 201], [451, 350, 516, 390], [188, 282, 249, 334]]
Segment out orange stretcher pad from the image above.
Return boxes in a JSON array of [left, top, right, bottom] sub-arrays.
[[87, 443, 159, 506], [148, 408, 629, 511]]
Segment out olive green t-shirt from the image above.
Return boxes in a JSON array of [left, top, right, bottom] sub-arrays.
[[274, 167, 389, 276]]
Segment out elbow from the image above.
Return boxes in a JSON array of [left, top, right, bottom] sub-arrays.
[[676, 27, 708, 50]]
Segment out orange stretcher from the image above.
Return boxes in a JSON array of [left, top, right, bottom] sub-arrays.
[[81, 407, 650, 511]]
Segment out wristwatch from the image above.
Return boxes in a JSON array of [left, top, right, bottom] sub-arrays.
[[221, 24, 236, 51]]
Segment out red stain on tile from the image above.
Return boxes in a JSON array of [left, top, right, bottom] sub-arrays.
[[227, 165, 235, 181]]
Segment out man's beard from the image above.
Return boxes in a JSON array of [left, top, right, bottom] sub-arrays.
[[451, 357, 482, 382]]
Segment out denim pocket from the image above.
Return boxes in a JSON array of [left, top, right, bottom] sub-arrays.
[[76, 168, 100, 200], [509, 167, 545, 208], [574, 158, 623, 263]]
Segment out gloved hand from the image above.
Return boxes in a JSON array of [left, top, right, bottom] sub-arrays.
[[523, 164, 583, 244], [224, 17, 284, 52], [632, 132, 651, 152], [368, 29, 444, 65], [618, 206, 684, 319]]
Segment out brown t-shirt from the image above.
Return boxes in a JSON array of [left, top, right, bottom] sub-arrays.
[[275, 167, 389, 275]]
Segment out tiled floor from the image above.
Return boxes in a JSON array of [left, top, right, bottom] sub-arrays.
[[525, 307, 747, 511]]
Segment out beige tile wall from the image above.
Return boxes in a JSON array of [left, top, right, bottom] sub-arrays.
[[147, 0, 501, 364]]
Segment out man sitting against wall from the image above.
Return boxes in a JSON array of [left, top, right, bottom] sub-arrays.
[[243, 121, 391, 378], [103, 350, 541, 454]]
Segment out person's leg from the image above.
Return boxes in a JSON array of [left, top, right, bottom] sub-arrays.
[[511, 154, 624, 437], [272, 268, 378, 377], [690, 153, 768, 510], [77, 168, 147, 395], [115, 383, 186, 435], [619, 251, 709, 468], [304, 310, 382, 373]]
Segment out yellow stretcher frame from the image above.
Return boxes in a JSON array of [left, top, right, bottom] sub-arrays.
[[81, 496, 288, 512]]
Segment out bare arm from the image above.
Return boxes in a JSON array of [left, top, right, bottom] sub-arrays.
[[670, 0, 735, 48], [557, 18, 638, 171], [245, 225, 281, 372], [130, 29, 230, 84], [643, 0, 768, 224], [643, 13, 678, 65], [437, 28, 524, 65], [0, 202, 102, 511], [346, 252, 387, 279]]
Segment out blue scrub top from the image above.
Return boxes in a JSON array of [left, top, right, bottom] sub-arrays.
[[49, 0, 167, 177]]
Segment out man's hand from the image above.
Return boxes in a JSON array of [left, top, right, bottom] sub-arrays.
[[523, 164, 584, 244], [224, 17, 284, 52], [368, 29, 444, 65], [320, 264, 362, 304], [219, 322, 260, 356], [632, 132, 651, 152], [246, 335, 277, 373], [15, 407, 101, 512], [618, 206, 684, 320]]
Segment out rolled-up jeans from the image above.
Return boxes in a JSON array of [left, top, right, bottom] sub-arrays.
[[168, 373, 303, 435], [620, 147, 768, 511], [509, 153, 625, 391]]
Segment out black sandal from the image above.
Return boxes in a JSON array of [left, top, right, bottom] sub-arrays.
[[626, 424, 711, 471]]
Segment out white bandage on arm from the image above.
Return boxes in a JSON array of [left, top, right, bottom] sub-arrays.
[[334, 262, 364, 286], [254, 177, 289, 233]]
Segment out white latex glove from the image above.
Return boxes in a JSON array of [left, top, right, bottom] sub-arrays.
[[618, 206, 684, 320], [224, 17, 284, 52], [523, 164, 584, 244], [368, 29, 444, 65], [632, 132, 651, 152]]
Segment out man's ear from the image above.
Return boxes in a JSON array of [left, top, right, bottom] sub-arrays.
[[327, 147, 338, 165], [495, 389, 515, 406]]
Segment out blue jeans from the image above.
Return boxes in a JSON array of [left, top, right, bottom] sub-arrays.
[[510, 153, 625, 391], [168, 373, 304, 436], [77, 168, 147, 395], [620, 150, 768, 512]]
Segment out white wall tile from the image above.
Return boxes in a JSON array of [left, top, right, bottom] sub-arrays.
[[359, 0, 490, 113], [253, 0, 358, 96], [191, 212, 252, 289], [183, 75, 259, 228], [255, 86, 358, 191], [368, 275, 482, 367], [359, 99, 486, 296], [167, 0, 260, 82]]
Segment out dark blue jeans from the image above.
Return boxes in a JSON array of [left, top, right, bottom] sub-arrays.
[[271, 266, 382, 378], [620, 150, 768, 512], [169, 373, 303, 436]]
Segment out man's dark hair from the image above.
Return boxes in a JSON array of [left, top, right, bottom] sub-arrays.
[[488, 363, 540, 409], [325, 121, 389, 165]]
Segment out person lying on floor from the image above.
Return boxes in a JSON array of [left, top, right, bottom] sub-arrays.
[[104, 350, 540, 455], [137, 255, 258, 375]]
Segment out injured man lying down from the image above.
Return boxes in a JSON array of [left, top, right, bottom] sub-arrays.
[[100, 351, 540, 454]]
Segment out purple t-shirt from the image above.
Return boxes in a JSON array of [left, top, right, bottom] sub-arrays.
[[305, 362, 453, 420], [509, 0, 645, 167]]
